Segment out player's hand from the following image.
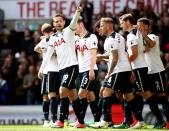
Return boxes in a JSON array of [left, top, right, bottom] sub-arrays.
[[41, 48, 47, 53], [76, 6, 83, 12], [89, 70, 95, 81], [96, 54, 103, 61], [143, 45, 150, 53], [99, 86, 105, 97], [97, 54, 102, 59], [38, 70, 43, 79], [105, 73, 110, 80]]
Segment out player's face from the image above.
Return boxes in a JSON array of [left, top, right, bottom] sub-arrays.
[[137, 22, 149, 35], [53, 16, 65, 31], [100, 22, 107, 36], [120, 20, 128, 31], [137, 22, 144, 32], [144, 24, 150, 34]]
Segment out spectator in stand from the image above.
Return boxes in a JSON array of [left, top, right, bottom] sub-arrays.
[[8, 30, 20, 54], [14, 63, 27, 105], [16, 51, 29, 70], [19, 28, 35, 56], [23, 64, 41, 105], [14, 63, 26, 105], [1, 53, 16, 104], [33, 30, 41, 45], [0, 71, 10, 105]]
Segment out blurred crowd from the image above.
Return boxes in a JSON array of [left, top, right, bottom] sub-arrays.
[[0, 0, 169, 105]]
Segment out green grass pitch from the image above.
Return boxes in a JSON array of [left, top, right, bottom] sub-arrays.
[[0, 125, 167, 131]]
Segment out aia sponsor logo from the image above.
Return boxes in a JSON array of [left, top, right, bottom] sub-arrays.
[[76, 44, 88, 52], [54, 38, 65, 47]]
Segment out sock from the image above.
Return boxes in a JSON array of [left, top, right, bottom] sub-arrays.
[[64, 97, 69, 120], [128, 97, 144, 121], [146, 95, 164, 123], [50, 97, 58, 122], [159, 96, 169, 121], [135, 95, 144, 113], [102, 97, 112, 122], [97, 98, 103, 119], [72, 98, 84, 124], [42, 101, 50, 120], [89, 100, 100, 122], [122, 100, 133, 124], [80, 98, 88, 120], [59, 97, 69, 122]]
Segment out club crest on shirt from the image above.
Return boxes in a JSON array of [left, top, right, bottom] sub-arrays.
[[54, 38, 66, 47], [93, 42, 96, 46]]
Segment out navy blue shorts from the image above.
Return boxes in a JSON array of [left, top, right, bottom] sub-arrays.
[[133, 67, 149, 92], [147, 71, 167, 92], [79, 70, 98, 91], [48, 71, 60, 94], [59, 65, 79, 89], [103, 71, 133, 93], [41, 74, 48, 94]]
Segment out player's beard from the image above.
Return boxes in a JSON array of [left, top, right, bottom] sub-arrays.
[[56, 26, 64, 32]]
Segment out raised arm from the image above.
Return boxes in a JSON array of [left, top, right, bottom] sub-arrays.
[[69, 6, 82, 31]]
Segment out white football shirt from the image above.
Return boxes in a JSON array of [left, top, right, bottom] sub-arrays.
[[127, 29, 147, 69], [49, 27, 78, 70], [38, 37, 59, 72], [36, 38, 48, 74], [104, 32, 131, 74], [75, 33, 98, 72], [144, 34, 165, 74]]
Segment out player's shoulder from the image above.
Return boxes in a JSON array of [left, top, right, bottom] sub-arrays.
[[39, 37, 47, 44], [108, 32, 120, 41], [108, 32, 116, 39], [130, 28, 138, 35], [148, 33, 158, 38], [84, 32, 98, 41], [127, 31, 138, 40], [90, 33, 98, 40], [84, 32, 92, 38]]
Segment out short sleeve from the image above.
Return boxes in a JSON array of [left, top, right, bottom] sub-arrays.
[[109, 37, 118, 51], [37, 38, 48, 48], [89, 34, 98, 49], [127, 34, 139, 47]]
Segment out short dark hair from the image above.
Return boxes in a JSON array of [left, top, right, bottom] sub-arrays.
[[77, 16, 88, 29], [42, 26, 53, 33], [101, 17, 114, 24], [120, 14, 135, 24], [137, 17, 150, 26], [53, 13, 65, 20]]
